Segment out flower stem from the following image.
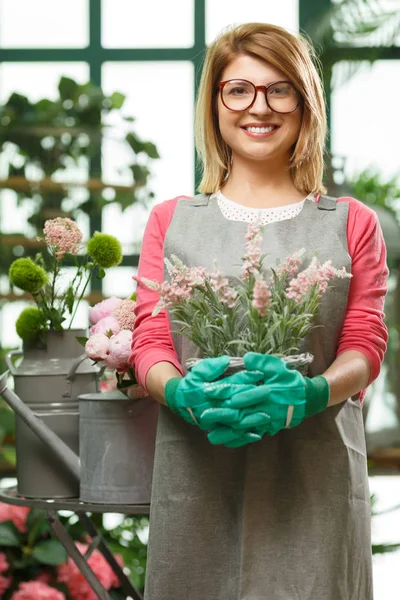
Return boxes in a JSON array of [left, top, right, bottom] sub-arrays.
[[68, 264, 95, 328]]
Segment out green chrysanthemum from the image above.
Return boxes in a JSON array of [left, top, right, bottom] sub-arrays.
[[9, 258, 49, 294], [87, 232, 122, 269], [16, 307, 47, 342]]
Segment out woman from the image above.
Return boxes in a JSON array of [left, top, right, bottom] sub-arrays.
[[131, 23, 388, 600]]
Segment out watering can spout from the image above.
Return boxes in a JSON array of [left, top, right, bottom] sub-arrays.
[[0, 371, 80, 484]]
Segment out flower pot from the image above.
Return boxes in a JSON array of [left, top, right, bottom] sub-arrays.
[[78, 389, 158, 504], [185, 353, 314, 377], [5, 329, 100, 499]]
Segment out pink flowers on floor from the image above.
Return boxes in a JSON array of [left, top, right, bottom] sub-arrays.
[[0, 551, 11, 597], [0, 503, 30, 533], [10, 581, 65, 600], [43, 218, 83, 260], [57, 542, 120, 600]]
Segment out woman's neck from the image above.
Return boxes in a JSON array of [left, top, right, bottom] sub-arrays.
[[221, 157, 306, 209]]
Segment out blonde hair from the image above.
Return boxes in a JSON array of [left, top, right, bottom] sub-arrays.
[[195, 23, 327, 195]]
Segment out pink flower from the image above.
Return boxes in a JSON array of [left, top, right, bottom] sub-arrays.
[[0, 503, 30, 533], [100, 372, 118, 392], [112, 299, 136, 331], [106, 330, 132, 373], [10, 581, 65, 600], [43, 218, 83, 260], [286, 257, 352, 302], [209, 269, 238, 308], [85, 333, 110, 361], [88, 297, 122, 325], [0, 574, 12, 597], [276, 248, 306, 279], [89, 316, 120, 336], [252, 279, 271, 316], [0, 552, 9, 574], [57, 542, 121, 600], [241, 223, 263, 280]]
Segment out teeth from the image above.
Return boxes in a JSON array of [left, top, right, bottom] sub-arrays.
[[245, 126, 275, 134]]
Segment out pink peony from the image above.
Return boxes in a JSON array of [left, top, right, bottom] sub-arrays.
[[0, 574, 12, 597], [85, 333, 110, 361], [10, 581, 65, 600], [89, 316, 120, 336], [88, 297, 122, 325], [106, 330, 132, 373], [57, 542, 121, 600], [0, 503, 30, 533], [43, 218, 82, 260], [112, 299, 136, 331]]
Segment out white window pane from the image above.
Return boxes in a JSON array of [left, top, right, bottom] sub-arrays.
[[206, 0, 299, 44], [102, 267, 138, 298], [0, 62, 90, 102], [102, 61, 194, 245], [0, 191, 36, 236], [0, 0, 89, 48], [102, 0, 194, 48], [331, 61, 400, 178]]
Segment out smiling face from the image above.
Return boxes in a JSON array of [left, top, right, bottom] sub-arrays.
[[217, 54, 303, 168]]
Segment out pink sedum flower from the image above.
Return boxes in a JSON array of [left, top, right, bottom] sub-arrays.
[[89, 315, 120, 336], [10, 581, 65, 600], [276, 248, 306, 279], [112, 299, 136, 331], [106, 330, 132, 373], [57, 542, 121, 600], [85, 333, 110, 361], [88, 297, 122, 325], [241, 223, 263, 280], [252, 279, 271, 316], [0, 503, 30, 533], [209, 269, 238, 308], [43, 218, 83, 260]]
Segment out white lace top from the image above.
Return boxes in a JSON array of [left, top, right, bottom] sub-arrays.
[[212, 189, 315, 225]]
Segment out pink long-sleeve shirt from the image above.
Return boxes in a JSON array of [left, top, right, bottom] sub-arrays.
[[130, 195, 389, 402]]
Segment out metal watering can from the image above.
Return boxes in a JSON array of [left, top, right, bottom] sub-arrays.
[[0, 331, 158, 504]]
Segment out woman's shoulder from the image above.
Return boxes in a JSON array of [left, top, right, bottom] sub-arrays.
[[150, 195, 193, 218]]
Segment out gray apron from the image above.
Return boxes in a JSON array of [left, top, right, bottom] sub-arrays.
[[144, 194, 373, 600]]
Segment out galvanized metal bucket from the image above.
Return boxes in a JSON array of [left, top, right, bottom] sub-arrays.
[[79, 390, 158, 504], [5, 329, 100, 499]]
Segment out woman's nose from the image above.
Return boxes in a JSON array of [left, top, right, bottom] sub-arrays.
[[248, 89, 272, 114]]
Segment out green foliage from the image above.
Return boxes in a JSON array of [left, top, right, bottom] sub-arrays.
[[9, 258, 48, 294], [87, 232, 123, 269], [15, 307, 47, 342], [0, 400, 16, 466]]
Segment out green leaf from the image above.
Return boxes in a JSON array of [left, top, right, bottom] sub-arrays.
[[372, 543, 400, 555], [97, 268, 106, 279], [110, 91, 126, 109], [125, 132, 145, 154], [142, 141, 160, 159], [76, 336, 89, 348], [0, 522, 22, 546], [1, 445, 16, 466], [32, 539, 68, 565], [58, 76, 79, 101], [26, 509, 49, 545]]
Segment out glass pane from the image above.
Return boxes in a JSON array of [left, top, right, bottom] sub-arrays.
[[331, 60, 400, 178], [0, 62, 90, 102], [206, 0, 299, 44], [102, 61, 194, 246], [102, 0, 194, 48], [102, 267, 138, 298], [0, 0, 89, 48], [0, 301, 29, 347]]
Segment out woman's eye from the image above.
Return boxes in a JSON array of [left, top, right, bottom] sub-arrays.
[[230, 87, 247, 95]]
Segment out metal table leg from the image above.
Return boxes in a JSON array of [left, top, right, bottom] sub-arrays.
[[47, 510, 112, 600], [77, 511, 143, 600]]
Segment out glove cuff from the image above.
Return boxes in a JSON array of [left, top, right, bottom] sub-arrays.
[[164, 377, 181, 409], [304, 376, 330, 418]]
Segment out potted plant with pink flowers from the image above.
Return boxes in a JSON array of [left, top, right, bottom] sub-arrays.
[[139, 222, 353, 375]]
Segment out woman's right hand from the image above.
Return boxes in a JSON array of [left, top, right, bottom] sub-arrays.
[[164, 356, 263, 429]]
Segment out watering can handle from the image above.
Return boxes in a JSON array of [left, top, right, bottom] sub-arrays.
[[66, 353, 89, 382], [5, 350, 23, 375]]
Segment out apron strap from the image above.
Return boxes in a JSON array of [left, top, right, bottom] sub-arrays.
[[317, 194, 337, 211]]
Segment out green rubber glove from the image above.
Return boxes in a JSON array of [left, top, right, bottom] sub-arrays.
[[198, 353, 330, 444], [164, 355, 263, 429]]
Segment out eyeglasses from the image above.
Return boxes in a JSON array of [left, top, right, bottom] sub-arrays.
[[218, 79, 301, 114]]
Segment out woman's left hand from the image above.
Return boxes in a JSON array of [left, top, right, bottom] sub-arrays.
[[199, 353, 330, 446]]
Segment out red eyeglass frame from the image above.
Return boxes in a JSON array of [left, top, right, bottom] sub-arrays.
[[217, 79, 301, 114]]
